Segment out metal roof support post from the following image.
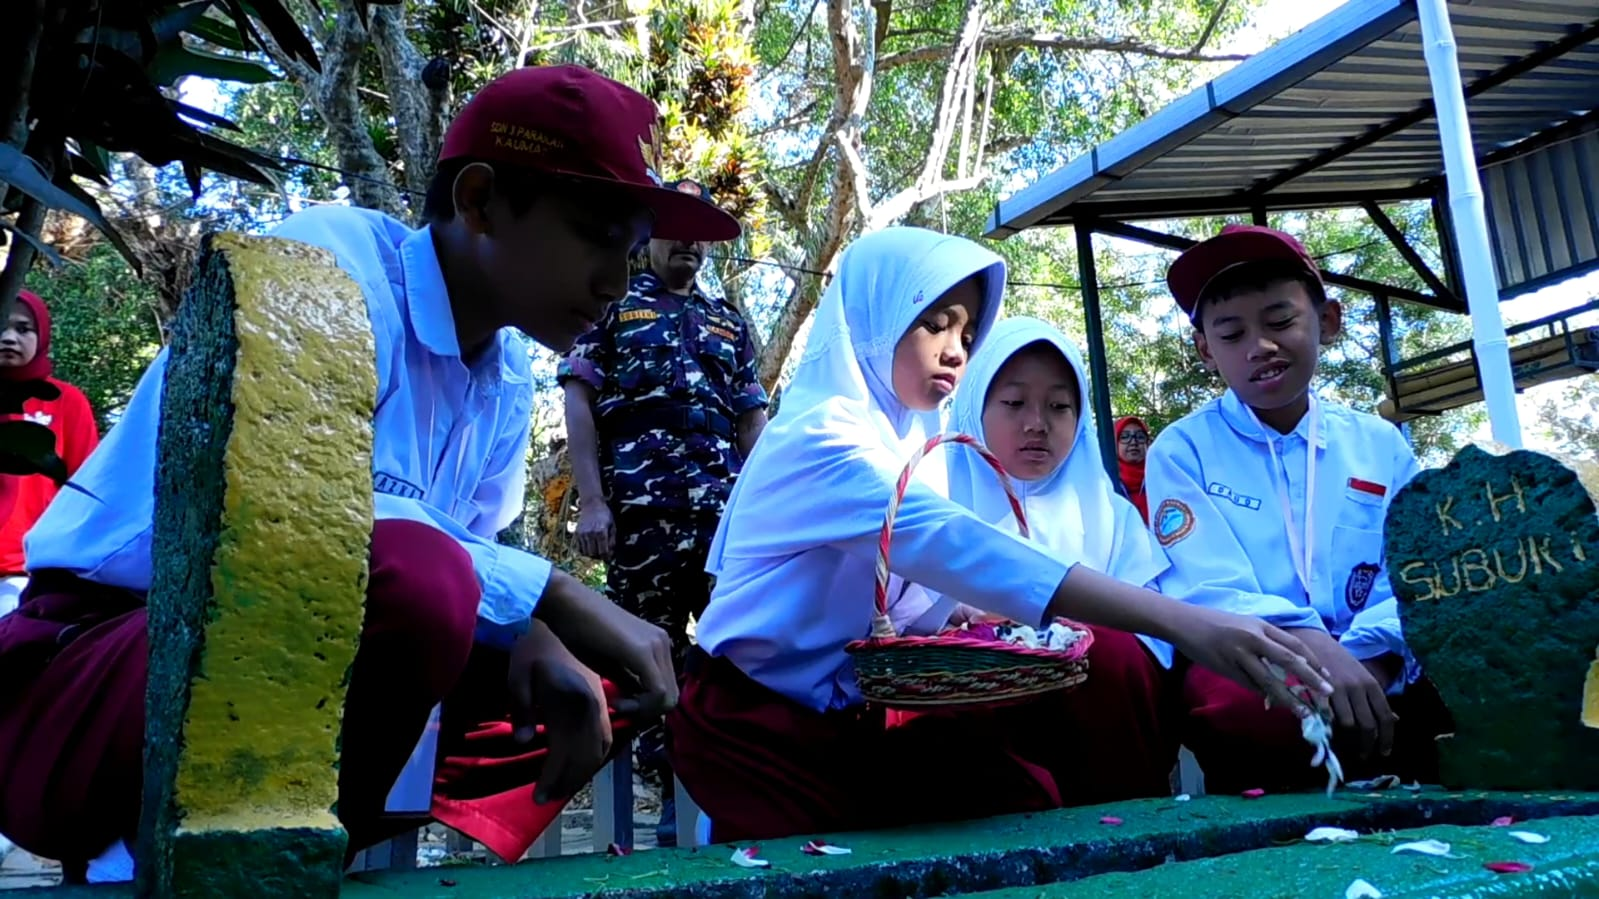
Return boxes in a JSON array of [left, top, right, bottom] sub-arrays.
[[1074, 221, 1119, 483], [1416, 0, 1523, 448], [1373, 291, 1413, 444]]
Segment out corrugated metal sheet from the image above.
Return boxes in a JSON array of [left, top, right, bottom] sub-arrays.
[[1482, 123, 1599, 295], [988, 0, 1599, 271]]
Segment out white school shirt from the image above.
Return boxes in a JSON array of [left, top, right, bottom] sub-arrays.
[[25, 206, 549, 646], [698, 508, 1072, 713], [1145, 390, 1422, 692]]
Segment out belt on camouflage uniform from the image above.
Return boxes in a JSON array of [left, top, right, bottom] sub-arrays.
[[603, 406, 736, 442]]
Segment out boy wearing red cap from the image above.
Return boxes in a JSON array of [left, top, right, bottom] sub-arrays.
[[1146, 225, 1451, 794], [0, 65, 739, 880]]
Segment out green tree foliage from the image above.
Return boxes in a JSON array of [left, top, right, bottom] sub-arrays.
[[1538, 378, 1599, 462]]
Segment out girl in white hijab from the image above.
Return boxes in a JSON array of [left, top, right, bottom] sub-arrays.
[[668, 228, 1330, 843], [946, 316, 1176, 803]]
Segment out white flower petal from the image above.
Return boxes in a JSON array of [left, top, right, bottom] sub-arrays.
[[1174, 793, 1191, 802], [1391, 839, 1452, 857], [1508, 831, 1550, 844], [1346, 878, 1384, 899], [1306, 827, 1360, 843], [731, 847, 770, 868]]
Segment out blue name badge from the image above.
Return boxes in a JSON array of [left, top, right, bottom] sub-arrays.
[[1207, 481, 1263, 511]]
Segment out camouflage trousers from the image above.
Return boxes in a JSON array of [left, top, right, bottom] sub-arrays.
[[607, 506, 722, 780]]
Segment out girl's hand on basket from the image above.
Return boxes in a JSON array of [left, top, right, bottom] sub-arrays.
[[1170, 605, 1333, 717], [948, 603, 1004, 627]]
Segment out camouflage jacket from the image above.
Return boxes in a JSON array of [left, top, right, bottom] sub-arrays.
[[558, 271, 768, 511]]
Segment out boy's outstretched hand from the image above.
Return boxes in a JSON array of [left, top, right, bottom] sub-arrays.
[[1169, 605, 1334, 719], [508, 620, 613, 805], [1288, 627, 1399, 760], [533, 569, 679, 723]]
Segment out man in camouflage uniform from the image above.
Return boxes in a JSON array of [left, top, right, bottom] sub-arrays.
[[558, 178, 768, 844]]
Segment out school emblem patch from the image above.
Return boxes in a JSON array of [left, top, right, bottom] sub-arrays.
[[1153, 499, 1195, 547], [1345, 561, 1380, 611]]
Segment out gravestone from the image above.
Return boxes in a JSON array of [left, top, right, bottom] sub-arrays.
[[137, 233, 377, 897], [1386, 444, 1599, 790]]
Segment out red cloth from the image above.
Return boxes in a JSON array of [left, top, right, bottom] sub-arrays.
[[1179, 660, 1451, 794], [0, 519, 607, 864], [429, 652, 634, 862], [1, 290, 100, 575], [1113, 416, 1149, 524], [668, 626, 1178, 843]]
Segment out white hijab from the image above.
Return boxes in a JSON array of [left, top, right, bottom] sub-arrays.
[[949, 316, 1169, 590], [705, 226, 1006, 569]]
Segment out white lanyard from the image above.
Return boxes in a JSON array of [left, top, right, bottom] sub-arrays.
[[1263, 400, 1319, 601]]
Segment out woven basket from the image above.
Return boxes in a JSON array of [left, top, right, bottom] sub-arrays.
[[844, 432, 1093, 710]]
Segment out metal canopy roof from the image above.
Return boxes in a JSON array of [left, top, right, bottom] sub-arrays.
[[984, 0, 1599, 236]]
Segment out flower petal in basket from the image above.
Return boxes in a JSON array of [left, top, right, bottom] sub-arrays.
[[847, 432, 1100, 711]]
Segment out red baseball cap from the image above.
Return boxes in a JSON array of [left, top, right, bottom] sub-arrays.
[[439, 65, 741, 242], [1167, 224, 1325, 321]]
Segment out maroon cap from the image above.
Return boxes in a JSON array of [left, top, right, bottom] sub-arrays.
[[439, 65, 741, 242], [1167, 224, 1324, 320]]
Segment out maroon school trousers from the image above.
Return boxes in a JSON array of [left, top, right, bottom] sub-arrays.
[[1179, 660, 1452, 794], [667, 625, 1177, 843], [0, 519, 610, 866]]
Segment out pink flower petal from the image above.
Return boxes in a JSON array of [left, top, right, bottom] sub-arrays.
[[1490, 816, 1515, 827], [801, 840, 852, 856], [731, 846, 771, 868], [1099, 816, 1124, 826], [1484, 861, 1533, 874], [1242, 788, 1267, 798]]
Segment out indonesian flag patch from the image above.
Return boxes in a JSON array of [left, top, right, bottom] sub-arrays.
[[1348, 478, 1386, 498]]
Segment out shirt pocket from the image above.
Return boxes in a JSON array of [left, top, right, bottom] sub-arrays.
[[1339, 480, 1390, 532], [613, 319, 679, 394], [1328, 523, 1385, 629], [691, 316, 742, 381]]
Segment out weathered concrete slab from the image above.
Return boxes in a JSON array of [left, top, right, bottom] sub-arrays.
[[334, 792, 1599, 899], [974, 815, 1599, 898], [1386, 445, 1599, 790], [17, 793, 1599, 897]]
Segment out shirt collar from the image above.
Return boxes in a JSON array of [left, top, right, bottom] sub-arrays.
[[1219, 388, 1326, 449], [400, 225, 459, 357]]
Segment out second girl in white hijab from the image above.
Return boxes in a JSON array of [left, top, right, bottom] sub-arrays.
[[945, 316, 1177, 803]]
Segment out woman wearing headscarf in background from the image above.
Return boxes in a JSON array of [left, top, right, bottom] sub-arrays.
[[1113, 416, 1152, 523], [667, 229, 1331, 844], [0, 290, 99, 618]]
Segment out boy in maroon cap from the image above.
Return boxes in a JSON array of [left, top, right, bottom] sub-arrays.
[[1145, 224, 1451, 794], [0, 65, 740, 879]]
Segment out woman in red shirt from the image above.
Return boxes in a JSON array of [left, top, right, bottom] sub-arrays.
[[1, 290, 100, 616], [1113, 415, 1152, 525]]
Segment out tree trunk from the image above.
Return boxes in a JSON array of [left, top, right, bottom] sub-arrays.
[[267, 0, 409, 219], [0, 0, 47, 318], [368, 5, 448, 219]]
